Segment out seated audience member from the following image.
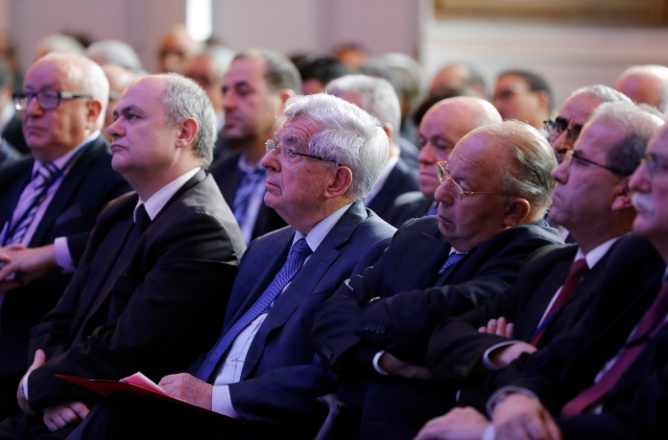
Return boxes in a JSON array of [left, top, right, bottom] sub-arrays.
[[0, 58, 28, 155], [332, 42, 369, 71], [84, 40, 143, 74], [295, 54, 351, 95], [100, 64, 139, 142], [545, 85, 631, 164], [0, 73, 246, 439], [157, 24, 203, 75], [413, 86, 480, 128], [492, 70, 552, 131], [67, 93, 396, 440], [0, 54, 130, 419], [326, 74, 419, 220], [424, 101, 661, 407], [614, 64, 668, 111], [429, 62, 487, 98], [385, 96, 501, 227], [416, 117, 668, 440], [33, 34, 84, 60], [210, 50, 300, 244], [313, 120, 564, 439]]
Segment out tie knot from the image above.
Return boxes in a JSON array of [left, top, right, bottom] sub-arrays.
[[34, 162, 58, 187], [568, 258, 589, 280], [291, 238, 312, 259], [134, 204, 151, 229]]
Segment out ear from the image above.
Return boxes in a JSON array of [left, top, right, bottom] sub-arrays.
[[175, 117, 199, 149], [324, 166, 353, 199], [85, 100, 103, 127], [382, 122, 394, 141], [611, 177, 633, 211], [278, 88, 296, 107], [503, 197, 531, 226]]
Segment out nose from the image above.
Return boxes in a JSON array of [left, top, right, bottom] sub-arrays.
[[107, 117, 123, 139], [418, 143, 435, 165], [222, 90, 236, 112], [629, 160, 650, 194], [434, 180, 453, 205], [260, 145, 280, 171], [23, 94, 43, 117], [551, 160, 569, 184]]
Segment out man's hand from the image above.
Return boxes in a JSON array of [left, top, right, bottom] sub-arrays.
[[378, 352, 433, 380], [0, 244, 57, 290], [479, 317, 514, 338], [414, 407, 491, 440], [488, 343, 537, 369], [17, 349, 46, 415], [159, 373, 213, 410], [493, 393, 561, 440], [43, 402, 89, 432]]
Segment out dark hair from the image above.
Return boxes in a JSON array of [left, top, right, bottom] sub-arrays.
[[499, 69, 553, 112], [296, 55, 351, 87], [234, 49, 301, 93]]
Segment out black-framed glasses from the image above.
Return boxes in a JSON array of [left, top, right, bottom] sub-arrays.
[[12, 90, 93, 111], [436, 160, 522, 201], [564, 149, 629, 176], [641, 152, 668, 178], [544, 118, 582, 146], [265, 139, 338, 165]]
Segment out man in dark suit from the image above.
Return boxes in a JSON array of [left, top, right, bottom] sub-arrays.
[[0, 54, 130, 419], [209, 49, 301, 244], [67, 93, 396, 439], [385, 96, 502, 227], [423, 101, 661, 401], [414, 114, 668, 440], [0, 73, 246, 439], [313, 120, 563, 439], [326, 74, 419, 221]]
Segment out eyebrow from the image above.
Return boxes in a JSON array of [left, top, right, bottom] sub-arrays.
[[113, 104, 142, 120]]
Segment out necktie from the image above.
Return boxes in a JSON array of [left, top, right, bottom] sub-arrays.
[[529, 258, 589, 346], [438, 252, 465, 275], [4, 161, 59, 245], [561, 282, 668, 416], [232, 169, 265, 225], [196, 238, 313, 382]]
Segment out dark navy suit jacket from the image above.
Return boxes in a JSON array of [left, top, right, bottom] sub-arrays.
[[366, 157, 419, 222]]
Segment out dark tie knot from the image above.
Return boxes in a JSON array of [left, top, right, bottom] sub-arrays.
[[134, 204, 151, 229]]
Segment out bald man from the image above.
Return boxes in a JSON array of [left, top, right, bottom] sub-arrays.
[[614, 64, 668, 112], [385, 96, 502, 227]]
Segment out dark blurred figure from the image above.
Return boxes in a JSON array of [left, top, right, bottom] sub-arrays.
[[492, 69, 552, 131], [295, 54, 351, 95], [429, 62, 487, 98]]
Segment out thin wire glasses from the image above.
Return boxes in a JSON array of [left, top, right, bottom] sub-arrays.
[[436, 161, 522, 201], [12, 90, 93, 111], [265, 139, 338, 165], [564, 149, 629, 176]]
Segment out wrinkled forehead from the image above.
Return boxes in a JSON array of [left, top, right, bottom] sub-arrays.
[[276, 116, 323, 148], [559, 93, 599, 125]]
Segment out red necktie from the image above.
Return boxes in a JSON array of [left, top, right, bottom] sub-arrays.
[[561, 282, 668, 416], [529, 258, 589, 346]]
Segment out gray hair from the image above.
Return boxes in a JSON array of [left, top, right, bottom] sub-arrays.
[[159, 73, 217, 166], [35, 33, 84, 57], [85, 40, 143, 73], [569, 84, 632, 105], [234, 49, 301, 93], [282, 93, 389, 201], [590, 101, 665, 176], [474, 120, 557, 221], [326, 74, 401, 142], [40, 53, 109, 129]]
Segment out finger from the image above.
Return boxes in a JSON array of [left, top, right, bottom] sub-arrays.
[[544, 415, 562, 440], [505, 323, 515, 338], [0, 263, 17, 281], [496, 317, 507, 336], [6, 243, 25, 251], [487, 319, 498, 334], [70, 402, 90, 419], [43, 414, 58, 432], [478, 326, 488, 333], [30, 349, 46, 371]]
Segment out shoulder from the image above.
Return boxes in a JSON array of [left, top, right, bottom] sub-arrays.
[[352, 209, 396, 244], [492, 223, 564, 246], [0, 155, 32, 183], [209, 151, 241, 176]]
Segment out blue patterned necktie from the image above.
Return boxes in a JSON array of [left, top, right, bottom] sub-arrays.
[[438, 252, 465, 275], [195, 238, 313, 382], [232, 169, 265, 225]]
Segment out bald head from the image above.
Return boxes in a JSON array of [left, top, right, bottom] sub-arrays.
[[614, 65, 668, 111], [417, 96, 502, 197]]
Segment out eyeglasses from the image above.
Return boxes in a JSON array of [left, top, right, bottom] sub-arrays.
[[265, 139, 338, 165], [564, 149, 629, 176], [544, 118, 582, 148], [12, 90, 93, 111], [641, 152, 668, 178], [436, 161, 522, 201]]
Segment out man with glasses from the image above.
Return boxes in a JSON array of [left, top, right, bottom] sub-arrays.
[[0, 53, 129, 419], [312, 120, 563, 439], [67, 93, 396, 440], [413, 101, 661, 440]]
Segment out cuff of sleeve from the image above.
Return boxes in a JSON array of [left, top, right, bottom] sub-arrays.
[[22, 372, 30, 400], [211, 385, 241, 419], [53, 237, 76, 273], [372, 351, 389, 376], [486, 385, 539, 418], [482, 340, 522, 371]]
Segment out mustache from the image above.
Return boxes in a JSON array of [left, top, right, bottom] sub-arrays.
[[632, 193, 654, 214]]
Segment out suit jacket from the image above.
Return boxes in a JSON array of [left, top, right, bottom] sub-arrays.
[[209, 151, 287, 240], [312, 216, 563, 439], [502, 235, 668, 439], [25, 170, 246, 411], [2, 114, 28, 156], [427, 237, 628, 382], [212, 201, 395, 434], [0, 136, 129, 415], [383, 191, 433, 228], [366, 157, 419, 222]]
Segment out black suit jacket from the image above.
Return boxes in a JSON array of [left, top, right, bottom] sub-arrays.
[[0, 137, 129, 416], [427, 237, 627, 382], [209, 152, 286, 240], [383, 191, 433, 228], [2, 114, 28, 156], [25, 170, 246, 412], [366, 158, 419, 222], [501, 235, 668, 439]]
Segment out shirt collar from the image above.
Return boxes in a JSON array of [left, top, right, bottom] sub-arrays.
[[293, 203, 353, 253], [575, 236, 621, 269], [136, 167, 201, 221], [32, 130, 101, 176]]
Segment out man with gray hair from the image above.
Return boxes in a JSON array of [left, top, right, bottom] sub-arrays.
[[0, 73, 246, 439], [0, 53, 129, 420], [614, 64, 668, 112], [326, 74, 419, 221], [313, 120, 563, 439], [67, 92, 396, 440]]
